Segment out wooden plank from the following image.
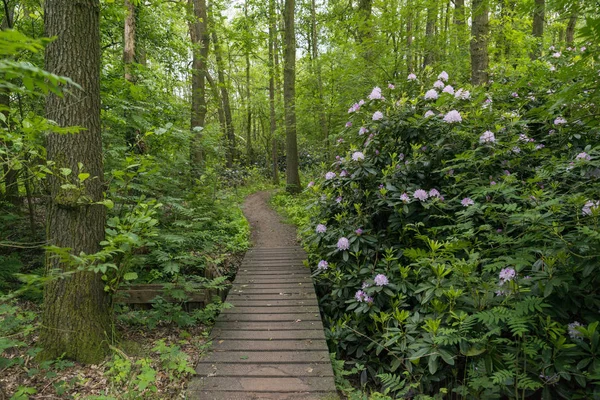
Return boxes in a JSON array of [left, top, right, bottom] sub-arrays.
[[211, 339, 329, 352], [226, 293, 316, 301], [187, 391, 337, 400], [213, 320, 323, 331], [229, 288, 314, 295], [210, 329, 325, 340], [192, 376, 336, 392], [199, 350, 332, 364], [236, 270, 308, 275], [196, 362, 334, 377], [234, 277, 313, 284], [226, 299, 318, 307], [218, 313, 321, 323], [223, 305, 320, 314], [233, 283, 313, 289]]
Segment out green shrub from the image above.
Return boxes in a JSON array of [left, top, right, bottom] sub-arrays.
[[304, 50, 600, 398]]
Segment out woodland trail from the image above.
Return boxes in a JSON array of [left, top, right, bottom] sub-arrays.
[[187, 191, 338, 399]]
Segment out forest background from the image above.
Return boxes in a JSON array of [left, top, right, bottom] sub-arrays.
[[1, 0, 600, 398]]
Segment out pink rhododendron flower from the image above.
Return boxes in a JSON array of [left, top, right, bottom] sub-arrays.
[[424, 89, 438, 100], [455, 89, 470, 100], [499, 267, 516, 282], [438, 71, 449, 81], [374, 274, 389, 286], [479, 131, 496, 144], [358, 126, 368, 135], [433, 80, 445, 89], [317, 260, 328, 270], [400, 193, 410, 202], [443, 110, 462, 123], [352, 151, 365, 161], [414, 189, 429, 201], [372, 111, 384, 121], [576, 152, 591, 161], [407, 73, 417, 81], [424, 110, 435, 118], [325, 171, 336, 180], [442, 85, 455, 95], [337, 237, 350, 251], [461, 197, 474, 207], [316, 224, 327, 233], [388, 83, 395, 89], [368, 87, 383, 100]]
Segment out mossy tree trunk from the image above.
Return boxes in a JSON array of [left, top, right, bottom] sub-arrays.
[[39, 0, 110, 364]]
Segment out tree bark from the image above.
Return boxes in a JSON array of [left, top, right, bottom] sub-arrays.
[[123, 0, 135, 82], [269, 0, 279, 185], [39, 0, 110, 364], [566, 7, 578, 45], [406, 0, 413, 73], [188, 0, 209, 176], [531, 0, 545, 60], [310, 0, 328, 158], [470, 0, 489, 85], [211, 28, 236, 168], [357, 0, 373, 65], [283, 0, 300, 192], [423, 1, 436, 68], [1, 2, 19, 207]]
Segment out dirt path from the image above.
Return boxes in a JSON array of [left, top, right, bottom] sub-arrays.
[[241, 190, 298, 248]]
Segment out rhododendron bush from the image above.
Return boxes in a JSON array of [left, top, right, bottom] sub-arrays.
[[303, 55, 600, 398]]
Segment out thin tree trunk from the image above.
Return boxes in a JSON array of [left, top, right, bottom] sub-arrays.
[[188, 0, 209, 176], [211, 28, 236, 167], [357, 0, 373, 65], [123, 0, 135, 82], [310, 0, 328, 158], [406, 0, 413, 73], [470, 0, 489, 85], [269, 0, 279, 185], [39, 0, 110, 364], [531, 0, 545, 59], [566, 7, 578, 45], [424, 1, 436, 68], [283, 0, 300, 192], [1, 2, 18, 207], [244, 1, 253, 165]]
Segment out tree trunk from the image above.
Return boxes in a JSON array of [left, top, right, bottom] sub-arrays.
[[269, 0, 279, 185], [310, 0, 328, 158], [531, 0, 545, 59], [211, 28, 236, 168], [188, 0, 209, 176], [283, 0, 300, 193], [406, 0, 413, 73], [123, 0, 135, 82], [39, 0, 109, 364], [470, 0, 489, 85], [1, 3, 19, 207], [423, 1, 436, 68], [566, 7, 578, 45], [357, 0, 373, 65]]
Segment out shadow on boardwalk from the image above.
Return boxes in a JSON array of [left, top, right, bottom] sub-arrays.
[[187, 191, 339, 400]]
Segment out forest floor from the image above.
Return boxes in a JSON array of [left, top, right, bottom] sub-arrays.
[[1, 190, 300, 400]]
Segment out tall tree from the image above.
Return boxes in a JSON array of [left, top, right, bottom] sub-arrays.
[[39, 0, 110, 363], [211, 28, 236, 167], [406, 0, 414, 73], [566, 2, 579, 45], [531, 0, 545, 59], [470, 0, 489, 85], [123, 0, 136, 82], [1, 3, 19, 207], [188, 0, 209, 175], [310, 0, 328, 156], [423, 0, 437, 67], [284, 0, 300, 192], [268, 0, 279, 184]]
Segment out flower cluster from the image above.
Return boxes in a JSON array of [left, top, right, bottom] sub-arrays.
[[336, 237, 350, 251], [479, 130, 496, 144], [317, 260, 328, 270], [316, 224, 327, 233], [368, 87, 384, 100]]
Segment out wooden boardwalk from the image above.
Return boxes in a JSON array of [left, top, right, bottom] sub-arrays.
[[188, 246, 338, 400]]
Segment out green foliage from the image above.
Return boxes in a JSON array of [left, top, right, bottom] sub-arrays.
[[294, 47, 600, 398]]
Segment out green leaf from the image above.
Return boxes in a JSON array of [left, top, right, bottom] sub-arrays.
[[123, 272, 138, 281]]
